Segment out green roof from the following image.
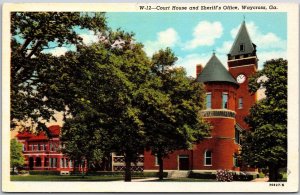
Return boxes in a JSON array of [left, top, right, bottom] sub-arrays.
[[229, 21, 256, 56], [197, 53, 238, 85]]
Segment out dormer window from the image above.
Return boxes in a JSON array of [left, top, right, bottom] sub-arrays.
[[239, 44, 245, 52]]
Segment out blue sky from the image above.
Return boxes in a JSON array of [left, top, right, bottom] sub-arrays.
[[45, 12, 287, 77], [105, 12, 287, 77]]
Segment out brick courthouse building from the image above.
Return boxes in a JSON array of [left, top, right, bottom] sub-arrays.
[[144, 21, 258, 172]]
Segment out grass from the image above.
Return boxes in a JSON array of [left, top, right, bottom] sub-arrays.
[[10, 175, 141, 182], [11, 175, 217, 182], [146, 178, 216, 182], [280, 172, 287, 182]]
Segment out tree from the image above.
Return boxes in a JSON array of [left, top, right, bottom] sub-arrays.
[[241, 59, 287, 181], [11, 12, 107, 132], [143, 48, 209, 180], [61, 110, 107, 177], [59, 31, 152, 181], [10, 139, 25, 173]]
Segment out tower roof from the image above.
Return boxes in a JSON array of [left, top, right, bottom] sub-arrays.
[[229, 21, 256, 56], [197, 53, 238, 85]]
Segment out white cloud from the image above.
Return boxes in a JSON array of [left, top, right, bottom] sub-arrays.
[[258, 50, 287, 69], [216, 41, 232, 55], [144, 28, 179, 56], [79, 30, 100, 45], [45, 47, 69, 57], [230, 21, 286, 50], [183, 21, 223, 50], [175, 53, 212, 78]]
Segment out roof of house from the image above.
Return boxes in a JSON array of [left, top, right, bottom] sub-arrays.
[[228, 21, 256, 56], [16, 125, 61, 141], [196, 53, 238, 85]]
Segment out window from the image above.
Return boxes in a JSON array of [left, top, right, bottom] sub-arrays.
[[222, 92, 228, 109], [36, 157, 42, 167], [155, 155, 159, 166], [50, 143, 56, 151], [238, 98, 243, 109], [206, 93, 212, 109], [239, 44, 245, 52], [22, 144, 25, 151], [41, 144, 45, 151], [235, 128, 241, 144], [69, 160, 73, 168], [204, 150, 212, 166], [60, 158, 63, 168], [233, 154, 238, 167], [50, 158, 57, 168], [65, 159, 68, 168]]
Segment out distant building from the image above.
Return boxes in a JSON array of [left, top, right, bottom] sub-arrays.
[[143, 21, 258, 172], [16, 125, 86, 172]]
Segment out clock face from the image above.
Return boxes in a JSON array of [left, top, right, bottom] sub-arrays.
[[236, 74, 246, 84]]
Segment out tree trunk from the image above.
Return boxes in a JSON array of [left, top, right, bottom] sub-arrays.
[[124, 154, 132, 182], [80, 162, 84, 178], [157, 153, 164, 180], [268, 165, 279, 182]]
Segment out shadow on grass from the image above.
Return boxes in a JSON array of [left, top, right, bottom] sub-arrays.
[[10, 175, 133, 182]]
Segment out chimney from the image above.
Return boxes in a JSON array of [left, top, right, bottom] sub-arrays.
[[196, 64, 203, 78]]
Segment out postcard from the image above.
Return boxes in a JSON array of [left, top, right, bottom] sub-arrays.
[[2, 2, 299, 192]]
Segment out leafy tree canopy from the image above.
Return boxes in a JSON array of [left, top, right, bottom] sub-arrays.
[[11, 12, 107, 131], [143, 48, 209, 179], [242, 58, 287, 181], [10, 138, 25, 173]]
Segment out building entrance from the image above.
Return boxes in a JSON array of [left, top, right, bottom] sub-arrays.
[[178, 155, 189, 170]]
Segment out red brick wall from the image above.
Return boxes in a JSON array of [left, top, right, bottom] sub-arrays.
[[228, 63, 257, 129], [144, 150, 193, 170], [144, 81, 241, 171], [206, 118, 235, 138], [193, 138, 239, 170], [205, 83, 237, 111]]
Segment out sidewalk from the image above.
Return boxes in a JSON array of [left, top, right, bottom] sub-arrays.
[[251, 177, 269, 182], [111, 177, 158, 182], [131, 177, 158, 182]]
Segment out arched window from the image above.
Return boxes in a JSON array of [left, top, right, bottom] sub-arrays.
[[204, 150, 212, 166], [35, 157, 42, 167]]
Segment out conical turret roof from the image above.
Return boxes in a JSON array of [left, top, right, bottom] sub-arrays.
[[197, 53, 238, 85], [229, 21, 256, 56]]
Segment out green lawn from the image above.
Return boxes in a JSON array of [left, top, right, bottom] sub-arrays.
[[11, 175, 133, 181], [146, 178, 216, 182], [11, 175, 217, 182]]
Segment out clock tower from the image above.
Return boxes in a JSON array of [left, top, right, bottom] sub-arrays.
[[227, 21, 258, 129]]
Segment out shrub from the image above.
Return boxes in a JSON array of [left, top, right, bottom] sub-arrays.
[[29, 170, 60, 175], [216, 169, 233, 182], [232, 172, 257, 181], [188, 172, 216, 179], [258, 172, 265, 178], [19, 170, 28, 175]]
